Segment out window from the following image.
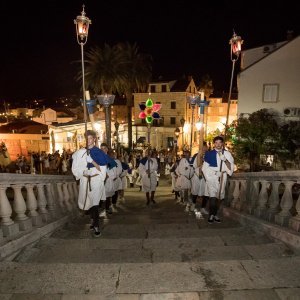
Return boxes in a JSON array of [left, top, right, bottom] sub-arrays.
[[263, 84, 279, 102], [161, 85, 167, 92], [171, 101, 176, 109], [170, 117, 176, 125], [150, 85, 156, 93]]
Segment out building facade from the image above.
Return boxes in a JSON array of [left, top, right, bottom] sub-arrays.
[[238, 36, 300, 120]]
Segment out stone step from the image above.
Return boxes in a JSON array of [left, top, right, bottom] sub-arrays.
[[14, 237, 292, 264], [1, 257, 300, 295]]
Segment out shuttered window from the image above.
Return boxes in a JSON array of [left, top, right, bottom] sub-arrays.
[[263, 84, 279, 102]]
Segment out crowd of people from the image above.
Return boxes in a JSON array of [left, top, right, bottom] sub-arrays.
[[71, 130, 235, 237]]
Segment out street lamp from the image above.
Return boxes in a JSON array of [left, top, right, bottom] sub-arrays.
[[74, 5, 91, 149], [180, 117, 185, 151], [187, 95, 198, 152], [114, 120, 120, 154], [186, 92, 210, 165], [224, 31, 243, 142], [97, 94, 115, 147], [174, 127, 180, 155]]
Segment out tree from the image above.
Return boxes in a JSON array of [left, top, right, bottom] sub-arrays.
[[83, 42, 152, 150], [199, 74, 214, 98], [231, 109, 278, 171], [117, 42, 152, 150], [273, 121, 300, 170]]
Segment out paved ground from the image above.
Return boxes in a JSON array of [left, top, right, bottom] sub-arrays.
[[1, 179, 300, 299]]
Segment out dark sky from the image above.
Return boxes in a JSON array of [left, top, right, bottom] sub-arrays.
[[1, 0, 299, 102]]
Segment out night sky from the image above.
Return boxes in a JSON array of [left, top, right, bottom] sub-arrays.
[[1, 0, 299, 103]]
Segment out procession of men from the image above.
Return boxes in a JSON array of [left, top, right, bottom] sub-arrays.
[[72, 130, 234, 237]]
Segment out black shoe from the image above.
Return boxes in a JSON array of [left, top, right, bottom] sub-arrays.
[[214, 216, 221, 223], [208, 215, 214, 224], [146, 200, 150, 206], [93, 227, 101, 237], [152, 199, 156, 204]]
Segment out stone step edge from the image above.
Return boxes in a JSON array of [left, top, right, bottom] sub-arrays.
[[223, 207, 300, 250], [0, 216, 70, 260]]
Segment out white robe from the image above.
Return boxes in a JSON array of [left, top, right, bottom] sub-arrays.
[[202, 150, 234, 199], [114, 159, 123, 191], [119, 168, 128, 190], [190, 157, 206, 196], [176, 158, 194, 190], [105, 166, 117, 197], [138, 158, 158, 192], [72, 148, 107, 210]]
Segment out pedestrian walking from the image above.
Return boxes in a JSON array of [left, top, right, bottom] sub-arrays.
[[202, 136, 234, 224], [71, 130, 108, 237]]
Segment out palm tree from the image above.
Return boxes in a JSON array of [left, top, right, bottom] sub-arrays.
[[84, 44, 126, 145], [83, 43, 152, 150], [117, 42, 152, 150]]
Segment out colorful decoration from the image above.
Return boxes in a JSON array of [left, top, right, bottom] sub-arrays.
[[138, 96, 162, 124]]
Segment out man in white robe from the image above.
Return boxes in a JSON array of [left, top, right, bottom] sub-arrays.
[[202, 136, 234, 224], [176, 150, 194, 205], [71, 130, 107, 237], [138, 150, 158, 206]]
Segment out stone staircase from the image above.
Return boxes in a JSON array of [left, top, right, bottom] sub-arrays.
[[1, 183, 300, 299]]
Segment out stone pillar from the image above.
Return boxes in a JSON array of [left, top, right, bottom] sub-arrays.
[[25, 184, 43, 226], [0, 184, 19, 237], [37, 183, 49, 222], [11, 184, 32, 231], [289, 185, 300, 232], [56, 182, 66, 211], [62, 182, 73, 212], [254, 181, 269, 218], [275, 181, 294, 226], [266, 181, 281, 222], [230, 180, 240, 209], [45, 183, 56, 219], [249, 180, 260, 214]]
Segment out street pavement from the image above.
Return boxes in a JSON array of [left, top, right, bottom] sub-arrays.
[[1, 178, 300, 299]]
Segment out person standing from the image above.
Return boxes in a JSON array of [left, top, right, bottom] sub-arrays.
[[176, 150, 194, 206], [138, 150, 158, 206], [202, 136, 234, 224], [190, 142, 208, 214], [71, 130, 108, 237]]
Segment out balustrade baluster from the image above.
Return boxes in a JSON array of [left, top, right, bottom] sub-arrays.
[[45, 183, 56, 218], [275, 181, 295, 226], [289, 182, 300, 231], [12, 184, 32, 231], [249, 180, 260, 214], [25, 184, 43, 226], [236, 179, 247, 211], [254, 180, 269, 218], [266, 181, 281, 222], [0, 184, 19, 237], [37, 183, 49, 222], [231, 180, 240, 209], [56, 182, 66, 211], [62, 182, 73, 212]]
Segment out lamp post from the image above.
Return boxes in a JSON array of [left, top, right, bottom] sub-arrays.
[[188, 92, 210, 166], [187, 95, 198, 153], [74, 5, 91, 150], [174, 127, 180, 156], [224, 31, 243, 142], [97, 94, 115, 147], [114, 120, 120, 155], [180, 117, 185, 151]]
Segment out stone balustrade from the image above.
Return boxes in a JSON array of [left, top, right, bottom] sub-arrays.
[[226, 170, 300, 232], [0, 174, 78, 239]]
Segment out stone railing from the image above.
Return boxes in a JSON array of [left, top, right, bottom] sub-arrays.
[[0, 174, 78, 239], [225, 170, 300, 232]]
